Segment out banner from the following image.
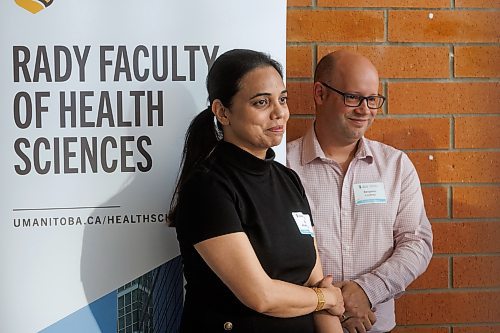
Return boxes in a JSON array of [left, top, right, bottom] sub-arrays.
[[0, 1, 286, 332]]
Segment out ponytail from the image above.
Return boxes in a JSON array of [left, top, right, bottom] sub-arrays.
[[168, 107, 220, 225]]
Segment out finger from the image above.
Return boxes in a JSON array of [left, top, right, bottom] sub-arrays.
[[333, 280, 346, 288], [317, 275, 333, 288], [354, 321, 367, 333], [343, 321, 357, 333], [362, 316, 373, 331], [322, 275, 333, 286], [343, 318, 366, 333], [368, 310, 377, 324]]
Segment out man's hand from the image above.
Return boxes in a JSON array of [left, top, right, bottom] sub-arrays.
[[335, 280, 376, 333]]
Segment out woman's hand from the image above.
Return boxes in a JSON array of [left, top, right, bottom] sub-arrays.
[[317, 275, 345, 317]]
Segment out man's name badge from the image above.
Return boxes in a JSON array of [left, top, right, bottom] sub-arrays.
[[353, 182, 387, 205], [291, 212, 314, 236]]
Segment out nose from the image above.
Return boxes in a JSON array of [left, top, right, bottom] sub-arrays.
[[355, 98, 371, 114], [271, 102, 288, 119]]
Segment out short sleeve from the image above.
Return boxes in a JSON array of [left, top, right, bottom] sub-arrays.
[[175, 171, 244, 246], [282, 165, 314, 227]]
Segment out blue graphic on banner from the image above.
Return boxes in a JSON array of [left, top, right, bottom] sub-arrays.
[[40, 257, 183, 333], [39, 292, 116, 333]]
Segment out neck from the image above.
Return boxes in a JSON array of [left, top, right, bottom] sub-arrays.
[[315, 125, 359, 171], [323, 140, 358, 168]]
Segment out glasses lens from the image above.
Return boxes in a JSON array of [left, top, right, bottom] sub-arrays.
[[367, 96, 384, 109], [344, 94, 362, 107]]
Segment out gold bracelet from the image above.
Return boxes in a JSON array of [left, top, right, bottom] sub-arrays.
[[311, 287, 325, 311]]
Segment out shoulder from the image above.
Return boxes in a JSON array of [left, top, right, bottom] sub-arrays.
[[273, 160, 301, 180], [364, 138, 408, 161], [286, 136, 304, 155], [363, 138, 417, 176], [271, 161, 306, 196], [182, 158, 234, 198], [287, 136, 303, 151], [286, 136, 304, 167]]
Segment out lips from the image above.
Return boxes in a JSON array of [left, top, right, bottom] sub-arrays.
[[268, 125, 284, 133], [347, 118, 370, 126]]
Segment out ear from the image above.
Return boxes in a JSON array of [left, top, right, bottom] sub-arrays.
[[313, 82, 326, 105], [211, 99, 230, 126]]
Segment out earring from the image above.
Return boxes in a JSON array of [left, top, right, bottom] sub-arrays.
[[213, 116, 223, 140]]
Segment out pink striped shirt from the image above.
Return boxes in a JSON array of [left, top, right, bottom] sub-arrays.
[[287, 125, 433, 332]]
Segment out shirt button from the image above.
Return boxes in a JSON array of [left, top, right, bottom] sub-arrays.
[[343, 245, 350, 251], [223, 322, 233, 331]]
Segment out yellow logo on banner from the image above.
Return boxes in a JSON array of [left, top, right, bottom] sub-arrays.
[[15, 0, 53, 14]]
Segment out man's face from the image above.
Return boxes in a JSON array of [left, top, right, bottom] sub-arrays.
[[317, 64, 380, 146]]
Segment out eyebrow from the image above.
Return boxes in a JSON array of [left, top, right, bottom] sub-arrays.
[[344, 90, 379, 96], [249, 89, 288, 100]]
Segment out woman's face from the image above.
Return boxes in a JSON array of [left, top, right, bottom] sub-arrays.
[[218, 66, 289, 159]]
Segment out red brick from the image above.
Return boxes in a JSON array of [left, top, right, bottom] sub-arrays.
[[453, 186, 500, 218], [454, 326, 500, 333], [408, 257, 449, 289], [286, 117, 313, 142], [408, 152, 500, 184], [455, 46, 500, 78], [366, 118, 450, 150], [396, 291, 500, 324], [288, 10, 384, 42], [393, 328, 448, 333], [318, 0, 449, 7], [389, 10, 500, 43], [287, 82, 315, 116], [432, 222, 500, 254], [456, 0, 500, 8], [388, 82, 500, 115], [286, 46, 313, 78], [318, 45, 449, 79], [453, 256, 500, 288], [455, 116, 500, 149], [288, 0, 312, 6], [422, 187, 448, 219]]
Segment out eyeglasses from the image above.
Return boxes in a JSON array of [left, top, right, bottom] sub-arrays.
[[319, 81, 386, 109]]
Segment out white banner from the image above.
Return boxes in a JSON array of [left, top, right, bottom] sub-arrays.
[[0, 1, 286, 332]]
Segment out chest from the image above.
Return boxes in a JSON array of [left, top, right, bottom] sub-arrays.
[[229, 170, 316, 284]]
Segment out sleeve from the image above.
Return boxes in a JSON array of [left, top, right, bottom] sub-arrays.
[[176, 171, 244, 246], [354, 153, 434, 306], [283, 164, 314, 227]]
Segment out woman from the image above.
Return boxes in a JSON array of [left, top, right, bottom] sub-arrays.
[[169, 49, 344, 332]]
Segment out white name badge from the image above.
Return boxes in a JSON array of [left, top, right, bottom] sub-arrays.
[[291, 212, 314, 236], [353, 182, 387, 205]]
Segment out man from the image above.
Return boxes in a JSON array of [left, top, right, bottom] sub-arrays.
[[287, 50, 433, 333]]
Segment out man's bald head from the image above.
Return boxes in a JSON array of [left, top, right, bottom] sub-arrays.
[[314, 50, 379, 87], [312, 50, 382, 148]]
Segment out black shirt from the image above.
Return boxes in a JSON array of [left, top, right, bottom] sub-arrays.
[[175, 141, 316, 333]]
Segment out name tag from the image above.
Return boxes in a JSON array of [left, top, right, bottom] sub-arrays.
[[353, 182, 387, 205], [291, 212, 314, 236]]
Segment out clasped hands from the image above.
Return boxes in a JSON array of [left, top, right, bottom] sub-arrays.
[[334, 280, 376, 333]]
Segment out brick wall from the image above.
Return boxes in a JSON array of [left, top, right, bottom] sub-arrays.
[[285, 0, 500, 331]]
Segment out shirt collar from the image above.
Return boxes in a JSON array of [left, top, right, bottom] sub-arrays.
[[216, 141, 275, 175], [301, 123, 373, 165]]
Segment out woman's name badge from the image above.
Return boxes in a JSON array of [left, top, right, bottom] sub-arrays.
[[353, 182, 387, 205], [291, 212, 314, 236]]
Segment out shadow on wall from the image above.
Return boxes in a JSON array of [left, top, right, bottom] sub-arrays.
[[80, 83, 197, 333]]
